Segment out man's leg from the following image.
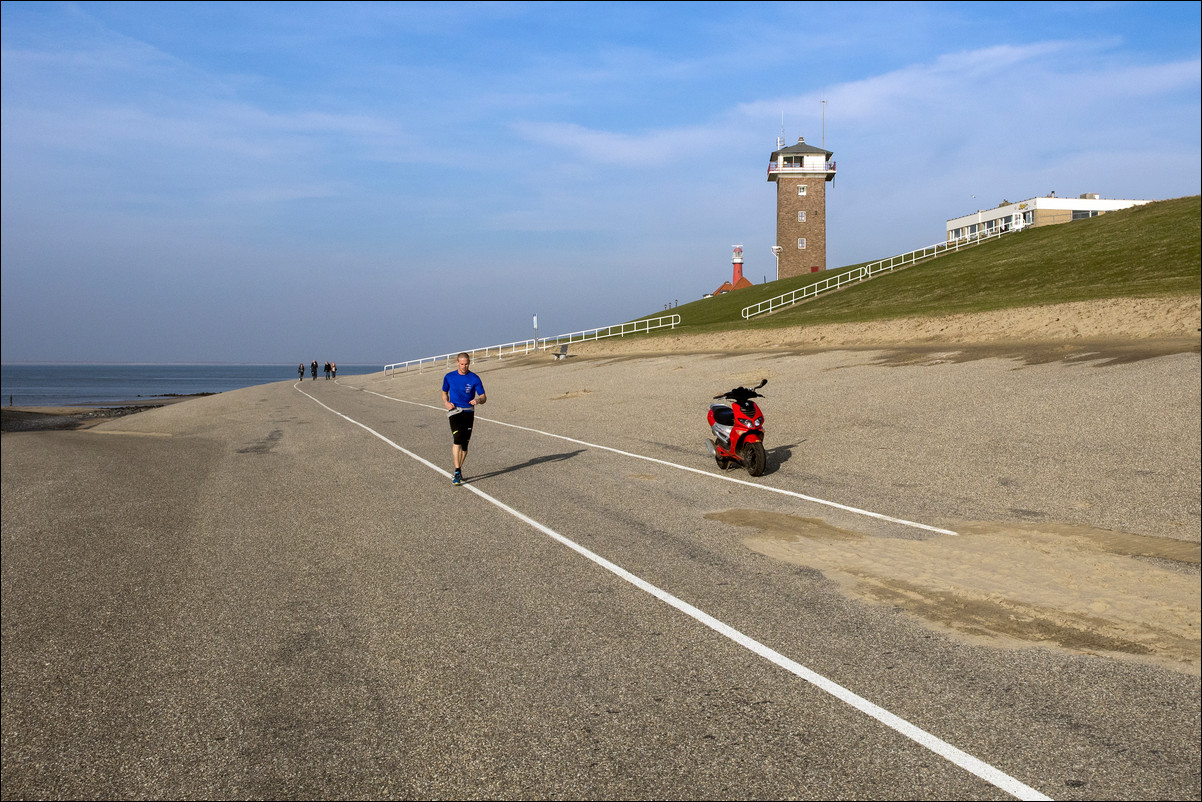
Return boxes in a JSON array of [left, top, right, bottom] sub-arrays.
[[450, 412, 474, 483]]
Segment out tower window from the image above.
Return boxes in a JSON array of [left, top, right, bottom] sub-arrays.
[[797, 185, 807, 196], [798, 238, 807, 249], [797, 211, 806, 222]]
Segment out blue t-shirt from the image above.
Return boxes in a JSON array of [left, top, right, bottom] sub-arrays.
[[443, 369, 485, 408]]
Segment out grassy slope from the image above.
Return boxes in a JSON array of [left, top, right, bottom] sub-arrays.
[[639, 195, 1200, 337]]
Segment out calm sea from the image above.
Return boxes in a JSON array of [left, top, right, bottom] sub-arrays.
[[0, 364, 382, 408]]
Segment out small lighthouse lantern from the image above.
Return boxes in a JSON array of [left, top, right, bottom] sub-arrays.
[[711, 244, 754, 296]]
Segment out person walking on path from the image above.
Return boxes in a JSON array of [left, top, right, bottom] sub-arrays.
[[311, 360, 318, 380], [298, 363, 304, 381], [441, 352, 486, 485]]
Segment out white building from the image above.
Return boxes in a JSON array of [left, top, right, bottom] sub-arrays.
[[946, 193, 1153, 242]]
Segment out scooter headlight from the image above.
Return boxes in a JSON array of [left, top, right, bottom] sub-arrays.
[[752, 416, 763, 428]]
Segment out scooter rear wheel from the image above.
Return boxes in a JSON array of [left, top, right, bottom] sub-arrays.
[[715, 454, 734, 470], [740, 442, 767, 477]]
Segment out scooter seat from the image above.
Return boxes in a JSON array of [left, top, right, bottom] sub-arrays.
[[710, 404, 734, 427]]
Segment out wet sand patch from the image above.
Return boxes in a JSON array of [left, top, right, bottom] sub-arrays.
[[1, 406, 158, 432], [707, 509, 1201, 674]]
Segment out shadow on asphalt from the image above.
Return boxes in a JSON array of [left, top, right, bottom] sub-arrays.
[[468, 449, 587, 482], [766, 441, 802, 475]]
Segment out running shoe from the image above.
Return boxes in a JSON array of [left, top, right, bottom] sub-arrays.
[[452, 470, 462, 485]]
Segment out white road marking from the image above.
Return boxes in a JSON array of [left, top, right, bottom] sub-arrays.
[[299, 384, 1049, 801], [364, 390, 958, 536]]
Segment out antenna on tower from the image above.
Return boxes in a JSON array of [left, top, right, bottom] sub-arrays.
[[777, 113, 785, 150], [821, 100, 826, 149]]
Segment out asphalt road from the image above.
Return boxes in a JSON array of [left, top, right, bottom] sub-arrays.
[[2, 351, 1199, 800]]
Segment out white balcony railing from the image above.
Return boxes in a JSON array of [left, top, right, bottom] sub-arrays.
[[767, 160, 836, 177]]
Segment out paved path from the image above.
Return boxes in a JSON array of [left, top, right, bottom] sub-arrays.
[[3, 349, 1199, 799]]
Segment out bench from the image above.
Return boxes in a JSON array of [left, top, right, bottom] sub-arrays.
[[553, 344, 569, 360]]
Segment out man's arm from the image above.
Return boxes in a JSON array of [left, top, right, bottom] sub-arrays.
[[442, 390, 454, 410]]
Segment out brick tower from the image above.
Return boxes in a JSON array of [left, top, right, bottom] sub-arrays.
[[767, 136, 835, 279]]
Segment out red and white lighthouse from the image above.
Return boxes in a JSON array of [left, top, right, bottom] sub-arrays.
[[712, 244, 755, 295]]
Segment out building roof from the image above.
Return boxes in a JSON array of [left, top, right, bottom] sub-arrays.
[[770, 136, 832, 160], [711, 276, 754, 296], [945, 195, 1153, 227]]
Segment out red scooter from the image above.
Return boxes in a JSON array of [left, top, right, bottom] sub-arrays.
[[706, 379, 768, 476]]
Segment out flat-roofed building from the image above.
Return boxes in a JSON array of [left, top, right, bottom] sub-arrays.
[[946, 193, 1153, 242]]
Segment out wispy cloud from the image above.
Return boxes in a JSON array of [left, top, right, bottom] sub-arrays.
[[509, 120, 742, 167]]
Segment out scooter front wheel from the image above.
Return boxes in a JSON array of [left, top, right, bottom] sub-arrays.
[[740, 442, 767, 477]]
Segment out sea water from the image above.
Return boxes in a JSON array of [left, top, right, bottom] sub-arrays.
[[0, 364, 382, 408]]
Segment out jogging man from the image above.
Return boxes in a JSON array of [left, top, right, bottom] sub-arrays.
[[441, 352, 486, 485]]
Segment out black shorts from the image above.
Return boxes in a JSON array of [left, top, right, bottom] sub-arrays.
[[449, 409, 475, 448]]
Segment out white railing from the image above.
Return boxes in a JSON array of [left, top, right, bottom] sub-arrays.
[[538, 314, 681, 348], [767, 160, 836, 177], [742, 229, 1010, 320], [383, 341, 541, 375], [384, 314, 681, 374]]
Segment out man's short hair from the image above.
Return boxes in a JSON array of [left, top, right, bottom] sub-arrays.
[[457, 352, 470, 361]]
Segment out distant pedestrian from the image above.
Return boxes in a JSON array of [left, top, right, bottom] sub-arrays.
[[298, 363, 304, 381], [311, 360, 318, 380], [324, 361, 332, 380], [441, 352, 486, 485], [332, 362, 337, 379]]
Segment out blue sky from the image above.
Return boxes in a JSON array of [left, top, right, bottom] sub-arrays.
[[2, 1, 1199, 364]]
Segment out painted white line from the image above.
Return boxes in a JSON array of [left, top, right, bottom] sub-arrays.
[[363, 390, 958, 536], [298, 384, 1048, 801]]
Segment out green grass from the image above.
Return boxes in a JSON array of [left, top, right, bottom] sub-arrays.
[[636, 195, 1200, 336]]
